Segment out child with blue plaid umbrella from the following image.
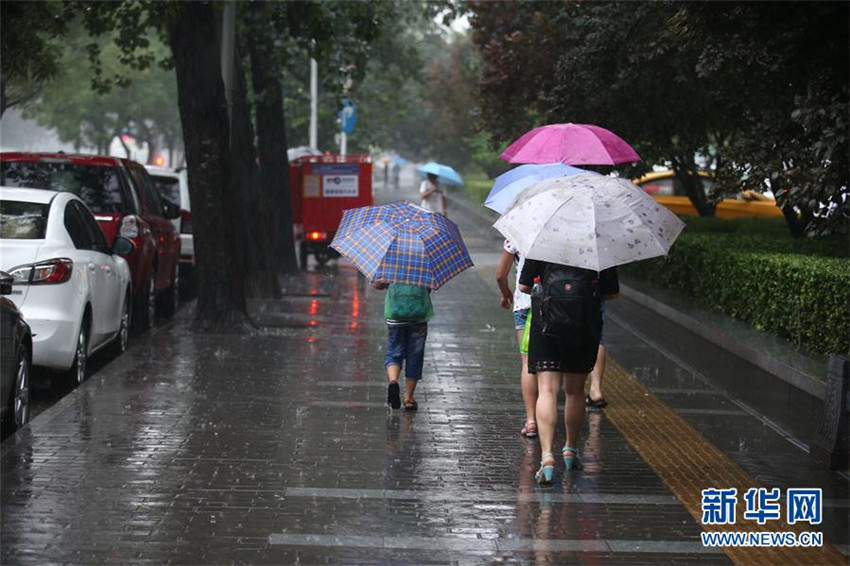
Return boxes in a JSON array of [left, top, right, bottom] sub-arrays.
[[372, 282, 434, 411]]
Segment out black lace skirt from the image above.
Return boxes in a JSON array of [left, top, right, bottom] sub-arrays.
[[527, 323, 599, 375]]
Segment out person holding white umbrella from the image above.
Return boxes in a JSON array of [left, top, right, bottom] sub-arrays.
[[517, 260, 619, 482], [497, 173, 685, 483]]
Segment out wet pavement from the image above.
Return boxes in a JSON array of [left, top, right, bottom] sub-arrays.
[[1, 181, 847, 564]]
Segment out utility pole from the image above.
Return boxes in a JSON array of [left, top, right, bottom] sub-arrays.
[[309, 58, 318, 149]]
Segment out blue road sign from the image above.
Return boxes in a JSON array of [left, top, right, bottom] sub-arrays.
[[339, 98, 357, 135]]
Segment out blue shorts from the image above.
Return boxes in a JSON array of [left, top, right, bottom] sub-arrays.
[[385, 323, 428, 381], [514, 308, 530, 331]]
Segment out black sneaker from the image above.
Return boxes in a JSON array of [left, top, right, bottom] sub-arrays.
[[387, 381, 401, 409]]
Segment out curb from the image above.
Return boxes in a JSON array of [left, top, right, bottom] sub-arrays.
[[619, 283, 827, 400]]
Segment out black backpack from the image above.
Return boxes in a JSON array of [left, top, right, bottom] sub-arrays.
[[532, 263, 602, 345]]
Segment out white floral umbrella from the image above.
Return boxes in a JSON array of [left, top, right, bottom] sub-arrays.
[[493, 173, 686, 271]]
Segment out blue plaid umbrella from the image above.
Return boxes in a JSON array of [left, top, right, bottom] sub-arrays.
[[330, 201, 473, 289]]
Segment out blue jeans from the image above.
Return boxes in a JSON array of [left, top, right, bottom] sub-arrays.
[[385, 323, 428, 381], [513, 308, 530, 331]]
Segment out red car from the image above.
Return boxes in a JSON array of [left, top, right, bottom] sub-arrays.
[[0, 153, 181, 331]]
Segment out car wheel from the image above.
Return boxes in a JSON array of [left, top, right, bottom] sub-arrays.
[[110, 291, 131, 356], [2, 344, 30, 435], [68, 319, 89, 386], [134, 269, 156, 333], [159, 265, 179, 317], [13, 344, 30, 429]]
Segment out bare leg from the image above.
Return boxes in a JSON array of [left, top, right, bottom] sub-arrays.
[[587, 345, 606, 403], [517, 329, 537, 423], [404, 379, 418, 404], [386, 364, 401, 383], [536, 371, 562, 458], [563, 372, 589, 450]]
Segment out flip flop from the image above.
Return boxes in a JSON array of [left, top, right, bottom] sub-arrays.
[[586, 393, 608, 409], [403, 399, 418, 411]]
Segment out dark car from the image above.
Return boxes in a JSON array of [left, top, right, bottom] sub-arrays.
[[0, 271, 32, 435], [0, 153, 181, 331]]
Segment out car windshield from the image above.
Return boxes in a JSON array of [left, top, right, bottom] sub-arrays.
[[0, 161, 124, 214], [149, 175, 180, 208], [0, 200, 49, 239]]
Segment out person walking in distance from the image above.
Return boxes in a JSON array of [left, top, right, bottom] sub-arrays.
[[392, 162, 401, 191], [496, 239, 537, 438], [419, 173, 446, 216]]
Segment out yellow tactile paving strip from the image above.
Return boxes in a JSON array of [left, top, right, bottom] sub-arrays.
[[602, 358, 847, 565]]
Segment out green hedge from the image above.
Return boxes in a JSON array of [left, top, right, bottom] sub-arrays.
[[624, 233, 850, 356], [674, 217, 848, 258]]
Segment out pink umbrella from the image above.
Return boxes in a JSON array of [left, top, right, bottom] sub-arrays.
[[500, 123, 641, 166]]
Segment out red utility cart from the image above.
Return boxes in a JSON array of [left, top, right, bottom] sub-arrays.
[[290, 154, 373, 268]]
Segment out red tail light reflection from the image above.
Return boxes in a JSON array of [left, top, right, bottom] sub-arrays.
[[350, 282, 360, 329]]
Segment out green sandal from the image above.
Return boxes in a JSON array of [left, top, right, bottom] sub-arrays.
[[535, 453, 555, 484], [562, 446, 582, 470]]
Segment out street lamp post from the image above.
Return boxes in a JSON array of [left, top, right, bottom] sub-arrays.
[[310, 58, 318, 150]]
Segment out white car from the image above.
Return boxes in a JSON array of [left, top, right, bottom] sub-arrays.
[[144, 166, 194, 290], [0, 187, 134, 384]]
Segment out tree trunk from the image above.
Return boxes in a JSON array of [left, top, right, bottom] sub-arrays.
[[248, 11, 298, 275], [232, 38, 279, 298], [672, 155, 715, 217], [117, 133, 132, 158], [140, 123, 157, 164], [766, 179, 811, 238], [167, 1, 251, 333], [0, 82, 7, 118], [781, 204, 806, 237]]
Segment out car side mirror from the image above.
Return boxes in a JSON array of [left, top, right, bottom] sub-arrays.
[[0, 271, 13, 296], [113, 236, 136, 255]]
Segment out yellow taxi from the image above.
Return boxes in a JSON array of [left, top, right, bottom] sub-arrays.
[[634, 170, 783, 219]]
